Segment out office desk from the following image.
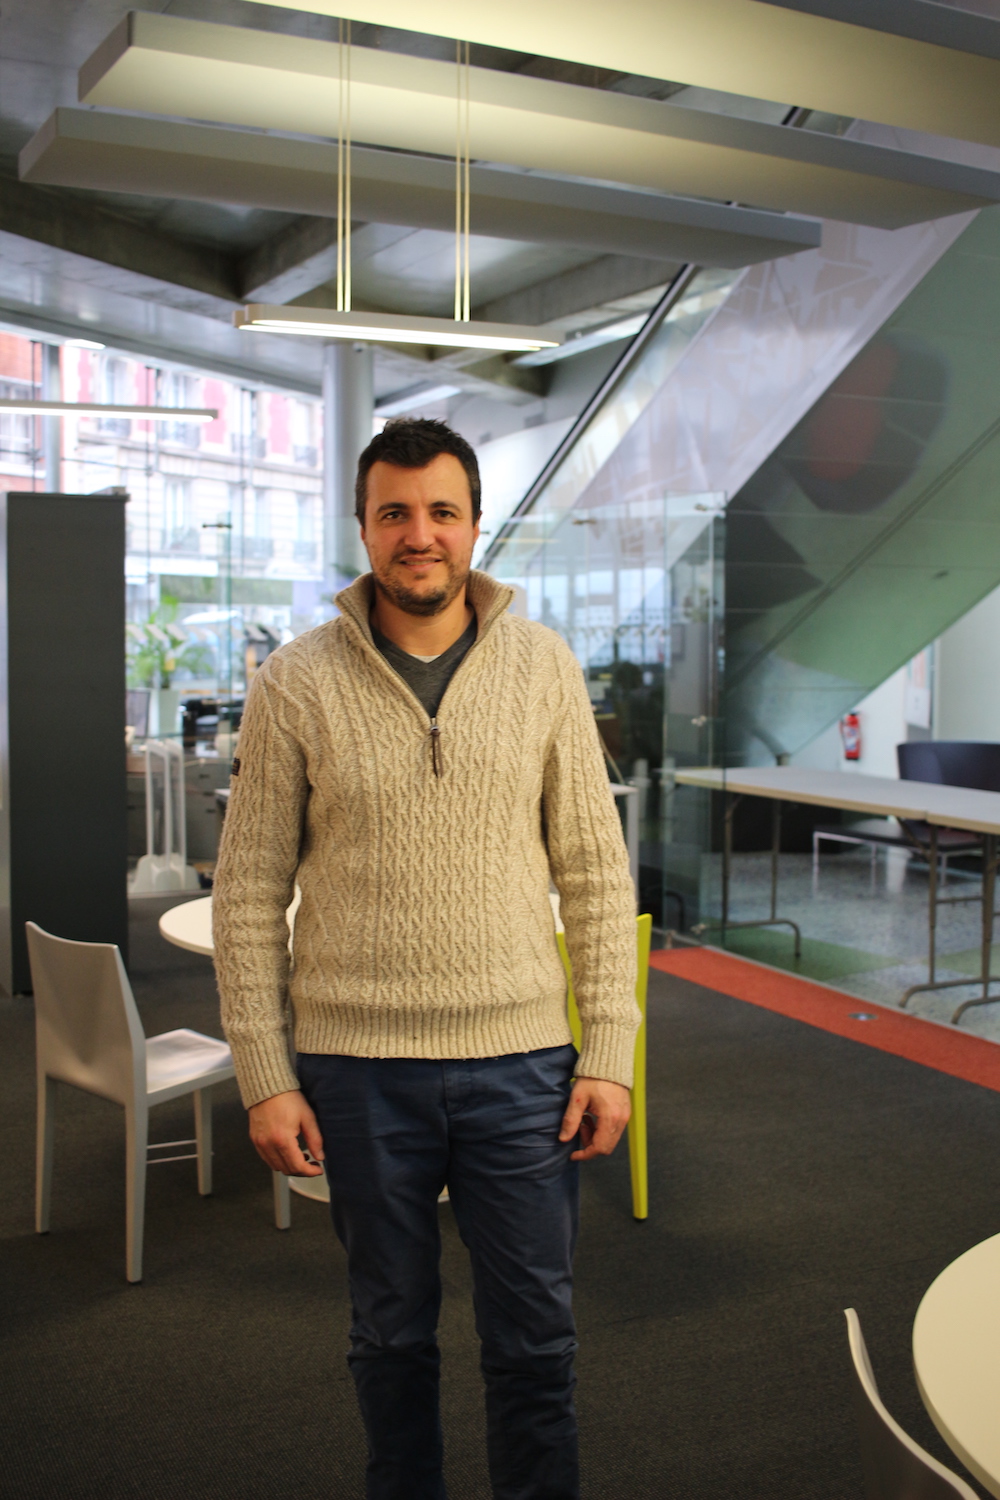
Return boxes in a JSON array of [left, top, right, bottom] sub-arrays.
[[913, 1232, 1000, 1497], [674, 767, 1000, 1021]]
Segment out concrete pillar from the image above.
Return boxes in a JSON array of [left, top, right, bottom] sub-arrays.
[[323, 340, 373, 596], [41, 343, 62, 493]]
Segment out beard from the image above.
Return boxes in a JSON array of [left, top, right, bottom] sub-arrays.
[[372, 551, 469, 617]]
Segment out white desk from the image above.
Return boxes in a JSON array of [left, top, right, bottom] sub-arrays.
[[673, 767, 1000, 1021], [674, 766, 1000, 831], [157, 891, 324, 1202], [913, 1232, 1000, 1497]]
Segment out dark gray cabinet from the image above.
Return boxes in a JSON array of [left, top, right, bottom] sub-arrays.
[[0, 492, 128, 993]]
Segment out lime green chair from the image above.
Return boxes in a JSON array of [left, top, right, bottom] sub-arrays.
[[555, 913, 652, 1221]]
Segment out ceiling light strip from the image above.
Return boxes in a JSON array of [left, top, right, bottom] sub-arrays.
[[0, 401, 218, 420], [234, 305, 561, 352]]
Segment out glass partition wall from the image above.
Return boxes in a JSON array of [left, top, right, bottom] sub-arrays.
[[491, 493, 725, 931], [485, 268, 736, 933], [484, 210, 1000, 938]]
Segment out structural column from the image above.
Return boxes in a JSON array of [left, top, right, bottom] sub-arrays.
[[323, 340, 373, 598], [41, 342, 62, 493]]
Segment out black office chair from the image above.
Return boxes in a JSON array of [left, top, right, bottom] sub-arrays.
[[812, 743, 995, 878], [897, 740, 1000, 792], [845, 1309, 978, 1499]]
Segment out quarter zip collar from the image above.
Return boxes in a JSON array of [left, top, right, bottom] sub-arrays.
[[336, 569, 515, 665], [335, 572, 515, 780]]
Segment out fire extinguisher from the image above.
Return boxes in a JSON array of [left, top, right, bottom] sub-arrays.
[[840, 712, 861, 761]]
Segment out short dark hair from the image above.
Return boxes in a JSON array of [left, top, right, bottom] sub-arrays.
[[355, 418, 481, 526]]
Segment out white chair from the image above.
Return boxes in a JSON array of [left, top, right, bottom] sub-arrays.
[[28, 921, 288, 1283], [845, 1309, 978, 1499]]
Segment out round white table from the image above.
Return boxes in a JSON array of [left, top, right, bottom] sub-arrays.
[[913, 1231, 1000, 1497], [158, 893, 328, 1204], [158, 895, 214, 956]]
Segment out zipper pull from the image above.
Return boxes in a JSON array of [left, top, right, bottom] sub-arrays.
[[429, 719, 442, 778]]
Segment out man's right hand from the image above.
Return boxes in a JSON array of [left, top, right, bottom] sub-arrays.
[[248, 1089, 326, 1177]]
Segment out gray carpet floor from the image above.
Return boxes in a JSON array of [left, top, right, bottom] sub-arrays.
[[2, 895, 999, 1497]]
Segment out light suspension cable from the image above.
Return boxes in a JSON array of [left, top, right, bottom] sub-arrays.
[[337, 17, 352, 313], [455, 39, 471, 322]]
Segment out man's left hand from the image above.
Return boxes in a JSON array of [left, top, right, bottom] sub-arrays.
[[559, 1077, 631, 1161]]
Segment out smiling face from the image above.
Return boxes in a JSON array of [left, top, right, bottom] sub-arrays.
[[361, 453, 480, 617]]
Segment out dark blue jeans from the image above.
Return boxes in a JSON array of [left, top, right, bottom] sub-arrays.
[[297, 1045, 580, 1500]]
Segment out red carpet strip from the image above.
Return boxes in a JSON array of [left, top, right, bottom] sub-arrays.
[[650, 946, 1000, 1094]]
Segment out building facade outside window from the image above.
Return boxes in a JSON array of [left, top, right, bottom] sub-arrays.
[[0, 332, 327, 702], [294, 492, 317, 565], [163, 477, 198, 553]]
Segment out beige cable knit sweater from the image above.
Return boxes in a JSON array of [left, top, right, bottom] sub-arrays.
[[213, 569, 639, 1108]]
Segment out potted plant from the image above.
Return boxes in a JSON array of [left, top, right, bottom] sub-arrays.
[[126, 595, 214, 736]]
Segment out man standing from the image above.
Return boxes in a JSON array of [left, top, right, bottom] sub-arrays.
[[213, 418, 639, 1500]]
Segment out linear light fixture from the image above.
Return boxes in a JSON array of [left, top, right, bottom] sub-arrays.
[[0, 400, 218, 420], [234, 306, 561, 353]]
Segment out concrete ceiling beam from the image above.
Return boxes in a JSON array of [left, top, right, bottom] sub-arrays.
[[0, 175, 239, 314], [475, 255, 678, 329], [238, 214, 340, 303], [373, 343, 543, 405], [76, 13, 1000, 227], [241, 0, 1000, 149]]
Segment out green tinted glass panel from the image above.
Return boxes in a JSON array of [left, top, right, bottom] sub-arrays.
[[726, 207, 1000, 762]]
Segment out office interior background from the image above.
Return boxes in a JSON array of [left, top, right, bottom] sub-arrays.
[[5, 1, 1000, 1497]]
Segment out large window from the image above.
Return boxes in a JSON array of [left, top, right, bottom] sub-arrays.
[[163, 371, 201, 449], [0, 337, 333, 700], [99, 357, 132, 438], [0, 379, 34, 476], [163, 478, 198, 553], [291, 400, 318, 467], [294, 492, 317, 564], [242, 488, 274, 563]]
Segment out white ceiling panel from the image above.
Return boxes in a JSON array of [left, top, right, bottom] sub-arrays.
[[241, 0, 1000, 149], [77, 13, 1000, 229], [22, 108, 822, 267]]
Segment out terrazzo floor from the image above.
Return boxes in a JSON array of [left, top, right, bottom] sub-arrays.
[[710, 846, 1000, 1042]]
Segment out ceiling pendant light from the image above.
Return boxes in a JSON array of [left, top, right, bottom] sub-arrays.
[[235, 31, 560, 355], [234, 307, 560, 351]]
